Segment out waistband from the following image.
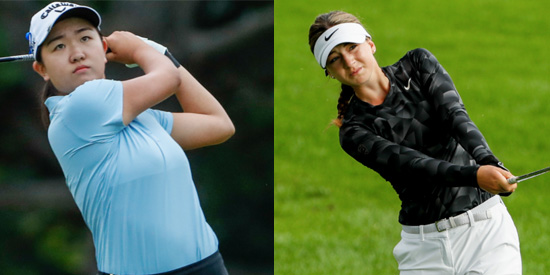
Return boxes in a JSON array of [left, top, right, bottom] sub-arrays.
[[402, 195, 502, 234], [97, 251, 226, 275]]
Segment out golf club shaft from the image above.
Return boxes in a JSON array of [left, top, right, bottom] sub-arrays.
[[0, 52, 138, 68], [507, 166, 550, 184], [0, 54, 33, 63]]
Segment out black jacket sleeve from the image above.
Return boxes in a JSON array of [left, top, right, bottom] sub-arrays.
[[415, 48, 498, 164], [340, 123, 479, 189]]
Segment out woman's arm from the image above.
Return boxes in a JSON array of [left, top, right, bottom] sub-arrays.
[[415, 48, 497, 164], [105, 31, 181, 125], [340, 125, 516, 195], [170, 66, 235, 150], [341, 125, 478, 187], [416, 50, 517, 192]]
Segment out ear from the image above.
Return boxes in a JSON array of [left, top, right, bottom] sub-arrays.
[[32, 61, 50, 81], [102, 38, 108, 63], [368, 40, 376, 54], [325, 68, 331, 78]]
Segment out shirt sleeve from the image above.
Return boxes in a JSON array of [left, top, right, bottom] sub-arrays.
[[59, 79, 124, 141], [340, 124, 479, 190], [145, 109, 174, 134], [412, 48, 498, 164]]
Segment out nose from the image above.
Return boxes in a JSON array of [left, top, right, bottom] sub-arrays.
[[341, 52, 355, 68], [70, 46, 85, 63]]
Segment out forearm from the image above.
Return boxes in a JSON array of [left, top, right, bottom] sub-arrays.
[[175, 67, 221, 112], [132, 36, 228, 120], [449, 109, 495, 162], [341, 125, 479, 187], [139, 36, 234, 147], [418, 50, 495, 163], [175, 67, 233, 126], [107, 31, 181, 124], [134, 47, 180, 89], [169, 66, 235, 149], [108, 31, 180, 90]]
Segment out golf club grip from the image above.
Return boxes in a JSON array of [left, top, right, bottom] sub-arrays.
[[107, 48, 178, 68], [0, 54, 34, 63], [507, 177, 518, 184]]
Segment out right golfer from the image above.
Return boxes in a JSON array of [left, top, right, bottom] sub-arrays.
[[308, 11, 522, 274]]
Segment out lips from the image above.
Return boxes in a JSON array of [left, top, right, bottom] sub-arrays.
[[73, 65, 90, 73], [350, 67, 362, 76]]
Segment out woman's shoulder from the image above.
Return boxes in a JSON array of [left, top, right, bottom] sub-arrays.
[[400, 48, 437, 65], [400, 48, 434, 58], [382, 48, 435, 87], [407, 48, 433, 56], [385, 48, 434, 69], [69, 79, 122, 102], [387, 48, 441, 76], [60, 79, 123, 114], [51, 79, 126, 133], [74, 79, 121, 93]]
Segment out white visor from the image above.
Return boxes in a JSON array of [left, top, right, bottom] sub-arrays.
[[313, 23, 371, 69], [27, 2, 101, 60]]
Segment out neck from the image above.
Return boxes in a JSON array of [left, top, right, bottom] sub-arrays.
[[352, 67, 390, 106]]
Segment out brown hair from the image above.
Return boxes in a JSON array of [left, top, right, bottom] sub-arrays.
[[39, 80, 59, 128], [308, 11, 365, 127]]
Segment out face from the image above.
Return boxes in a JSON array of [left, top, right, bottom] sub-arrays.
[[33, 17, 107, 94], [325, 39, 378, 87]]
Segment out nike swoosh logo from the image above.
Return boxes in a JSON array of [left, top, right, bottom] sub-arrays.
[[404, 78, 411, 90], [325, 28, 339, 41]]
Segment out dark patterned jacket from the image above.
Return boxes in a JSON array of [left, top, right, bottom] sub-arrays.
[[340, 48, 503, 225]]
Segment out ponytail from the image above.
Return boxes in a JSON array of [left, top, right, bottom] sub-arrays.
[[36, 44, 59, 129], [332, 84, 354, 127], [40, 80, 59, 128]]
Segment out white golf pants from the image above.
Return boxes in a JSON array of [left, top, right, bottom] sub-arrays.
[[393, 195, 522, 275]]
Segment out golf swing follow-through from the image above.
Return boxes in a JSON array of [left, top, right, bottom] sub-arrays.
[[308, 10, 526, 275], [4, 2, 236, 275]]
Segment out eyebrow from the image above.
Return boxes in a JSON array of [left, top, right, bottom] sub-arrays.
[[45, 27, 94, 47], [328, 43, 351, 56]]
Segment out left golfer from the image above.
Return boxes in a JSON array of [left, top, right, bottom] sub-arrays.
[[28, 2, 234, 274]]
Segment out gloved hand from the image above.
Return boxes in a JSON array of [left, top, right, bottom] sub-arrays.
[[138, 36, 168, 54], [126, 36, 179, 68], [123, 36, 166, 68]]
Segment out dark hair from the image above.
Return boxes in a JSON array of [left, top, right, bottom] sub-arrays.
[[39, 80, 59, 128], [308, 11, 365, 127], [37, 22, 103, 128]]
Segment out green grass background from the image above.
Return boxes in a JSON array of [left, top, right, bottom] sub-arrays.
[[275, 0, 550, 274]]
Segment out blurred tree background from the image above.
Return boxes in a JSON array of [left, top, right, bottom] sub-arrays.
[[0, 1, 273, 274]]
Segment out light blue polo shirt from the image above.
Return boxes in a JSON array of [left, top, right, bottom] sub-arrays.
[[45, 79, 218, 274]]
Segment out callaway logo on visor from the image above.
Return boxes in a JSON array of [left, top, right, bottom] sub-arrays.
[[40, 2, 77, 19]]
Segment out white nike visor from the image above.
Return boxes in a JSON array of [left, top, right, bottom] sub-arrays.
[[313, 23, 371, 69]]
